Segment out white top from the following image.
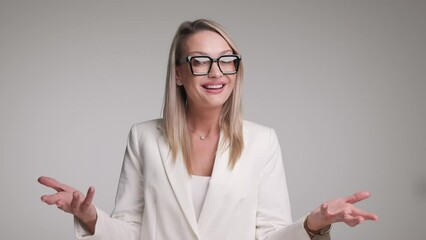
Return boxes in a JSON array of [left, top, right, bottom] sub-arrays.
[[190, 175, 211, 221]]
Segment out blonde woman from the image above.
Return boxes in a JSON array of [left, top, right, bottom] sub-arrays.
[[39, 19, 378, 240]]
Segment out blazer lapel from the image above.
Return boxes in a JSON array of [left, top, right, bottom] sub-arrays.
[[156, 128, 200, 239]]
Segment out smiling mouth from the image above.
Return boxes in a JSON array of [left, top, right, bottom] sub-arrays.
[[202, 84, 224, 90]]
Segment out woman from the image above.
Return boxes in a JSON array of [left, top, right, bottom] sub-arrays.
[[39, 19, 378, 240]]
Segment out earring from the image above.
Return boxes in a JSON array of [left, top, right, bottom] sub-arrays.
[[177, 80, 183, 86]]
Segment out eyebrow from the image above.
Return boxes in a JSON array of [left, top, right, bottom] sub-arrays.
[[187, 50, 233, 56]]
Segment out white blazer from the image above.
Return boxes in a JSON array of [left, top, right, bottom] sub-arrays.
[[75, 119, 330, 240]]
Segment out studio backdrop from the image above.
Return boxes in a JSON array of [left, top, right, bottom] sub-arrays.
[[0, 1, 425, 240]]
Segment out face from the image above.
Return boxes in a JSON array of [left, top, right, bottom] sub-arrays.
[[176, 30, 237, 111]]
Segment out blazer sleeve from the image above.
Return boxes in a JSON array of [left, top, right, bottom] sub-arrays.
[[74, 124, 144, 240], [255, 129, 330, 240]]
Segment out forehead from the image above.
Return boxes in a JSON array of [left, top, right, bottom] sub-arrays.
[[184, 30, 232, 56]]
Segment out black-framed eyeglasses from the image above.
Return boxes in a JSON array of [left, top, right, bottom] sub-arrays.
[[176, 54, 242, 76]]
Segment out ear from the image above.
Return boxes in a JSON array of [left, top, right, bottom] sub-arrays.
[[175, 69, 181, 80], [175, 69, 183, 86]]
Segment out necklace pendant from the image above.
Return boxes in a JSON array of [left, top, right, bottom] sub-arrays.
[[200, 136, 206, 140]]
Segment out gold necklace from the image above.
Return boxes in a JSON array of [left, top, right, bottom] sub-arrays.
[[191, 130, 208, 140], [188, 125, 219, 141]]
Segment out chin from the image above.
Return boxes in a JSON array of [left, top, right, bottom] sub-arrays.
[[211, 97, 232, 109]]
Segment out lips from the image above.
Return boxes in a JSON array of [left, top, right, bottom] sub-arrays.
[[202, 84, 224, 90]]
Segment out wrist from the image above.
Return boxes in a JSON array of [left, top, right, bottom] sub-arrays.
[[76, 207, 98, 234], [78, 214, 98, 235], [306, 209, 328, 230], [78, 211, 97, 225], [304, 212, 332, 237]]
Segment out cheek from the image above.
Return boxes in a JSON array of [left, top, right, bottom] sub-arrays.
[[182, 79, 203, 99], [227, 77, 237, 91], [176, 65, 192, 81]]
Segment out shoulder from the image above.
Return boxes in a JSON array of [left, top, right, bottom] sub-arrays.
[[243, 120, 279, 149], [132, 118, 162, 131], [243, 120, 273, 133], [243, 120, 277, 139], [128, 118, 163, 140]]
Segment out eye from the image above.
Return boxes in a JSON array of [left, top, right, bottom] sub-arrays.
[[219, 56, 238, 65], [191, 57, 210, 66]]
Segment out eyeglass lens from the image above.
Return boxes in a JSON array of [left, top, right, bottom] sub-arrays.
[[190, 56, 239, 75]]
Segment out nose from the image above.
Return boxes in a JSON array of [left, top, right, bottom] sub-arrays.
[[208, 61, 223, 78]]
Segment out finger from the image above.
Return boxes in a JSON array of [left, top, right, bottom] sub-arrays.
[[352, 208, 379, 221], [343, 214, 364, 227], [345, 191, 371, 204], [70, 191, 81, 212], [41, 195, 58, 205], [38, 176, 63, 192], [56, 199, 67, 211], [320, 203, 332, 218], [38, 176, 74, 192], [81, 187, 95, 209], [41, 194, 64, 205]]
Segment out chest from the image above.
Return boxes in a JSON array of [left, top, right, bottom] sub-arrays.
[[190, 136, 219, 176]]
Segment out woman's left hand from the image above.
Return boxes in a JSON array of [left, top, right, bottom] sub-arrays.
[[306, 191, 378, 231]]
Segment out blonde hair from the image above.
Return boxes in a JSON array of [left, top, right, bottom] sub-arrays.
[[162, 19, 244, 173]]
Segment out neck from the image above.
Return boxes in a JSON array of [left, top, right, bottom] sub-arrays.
[[186, 106, 221, 136]]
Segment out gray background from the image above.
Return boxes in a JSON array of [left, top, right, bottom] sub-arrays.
[[1, 0, 425, 239]]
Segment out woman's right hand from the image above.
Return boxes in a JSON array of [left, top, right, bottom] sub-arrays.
[[38, 176, 97, 234]]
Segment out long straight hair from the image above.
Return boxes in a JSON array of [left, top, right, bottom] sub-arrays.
[[162, 19, 244, 174]]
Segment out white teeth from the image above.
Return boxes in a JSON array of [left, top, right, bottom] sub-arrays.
[[205, 84, 223, 89]]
